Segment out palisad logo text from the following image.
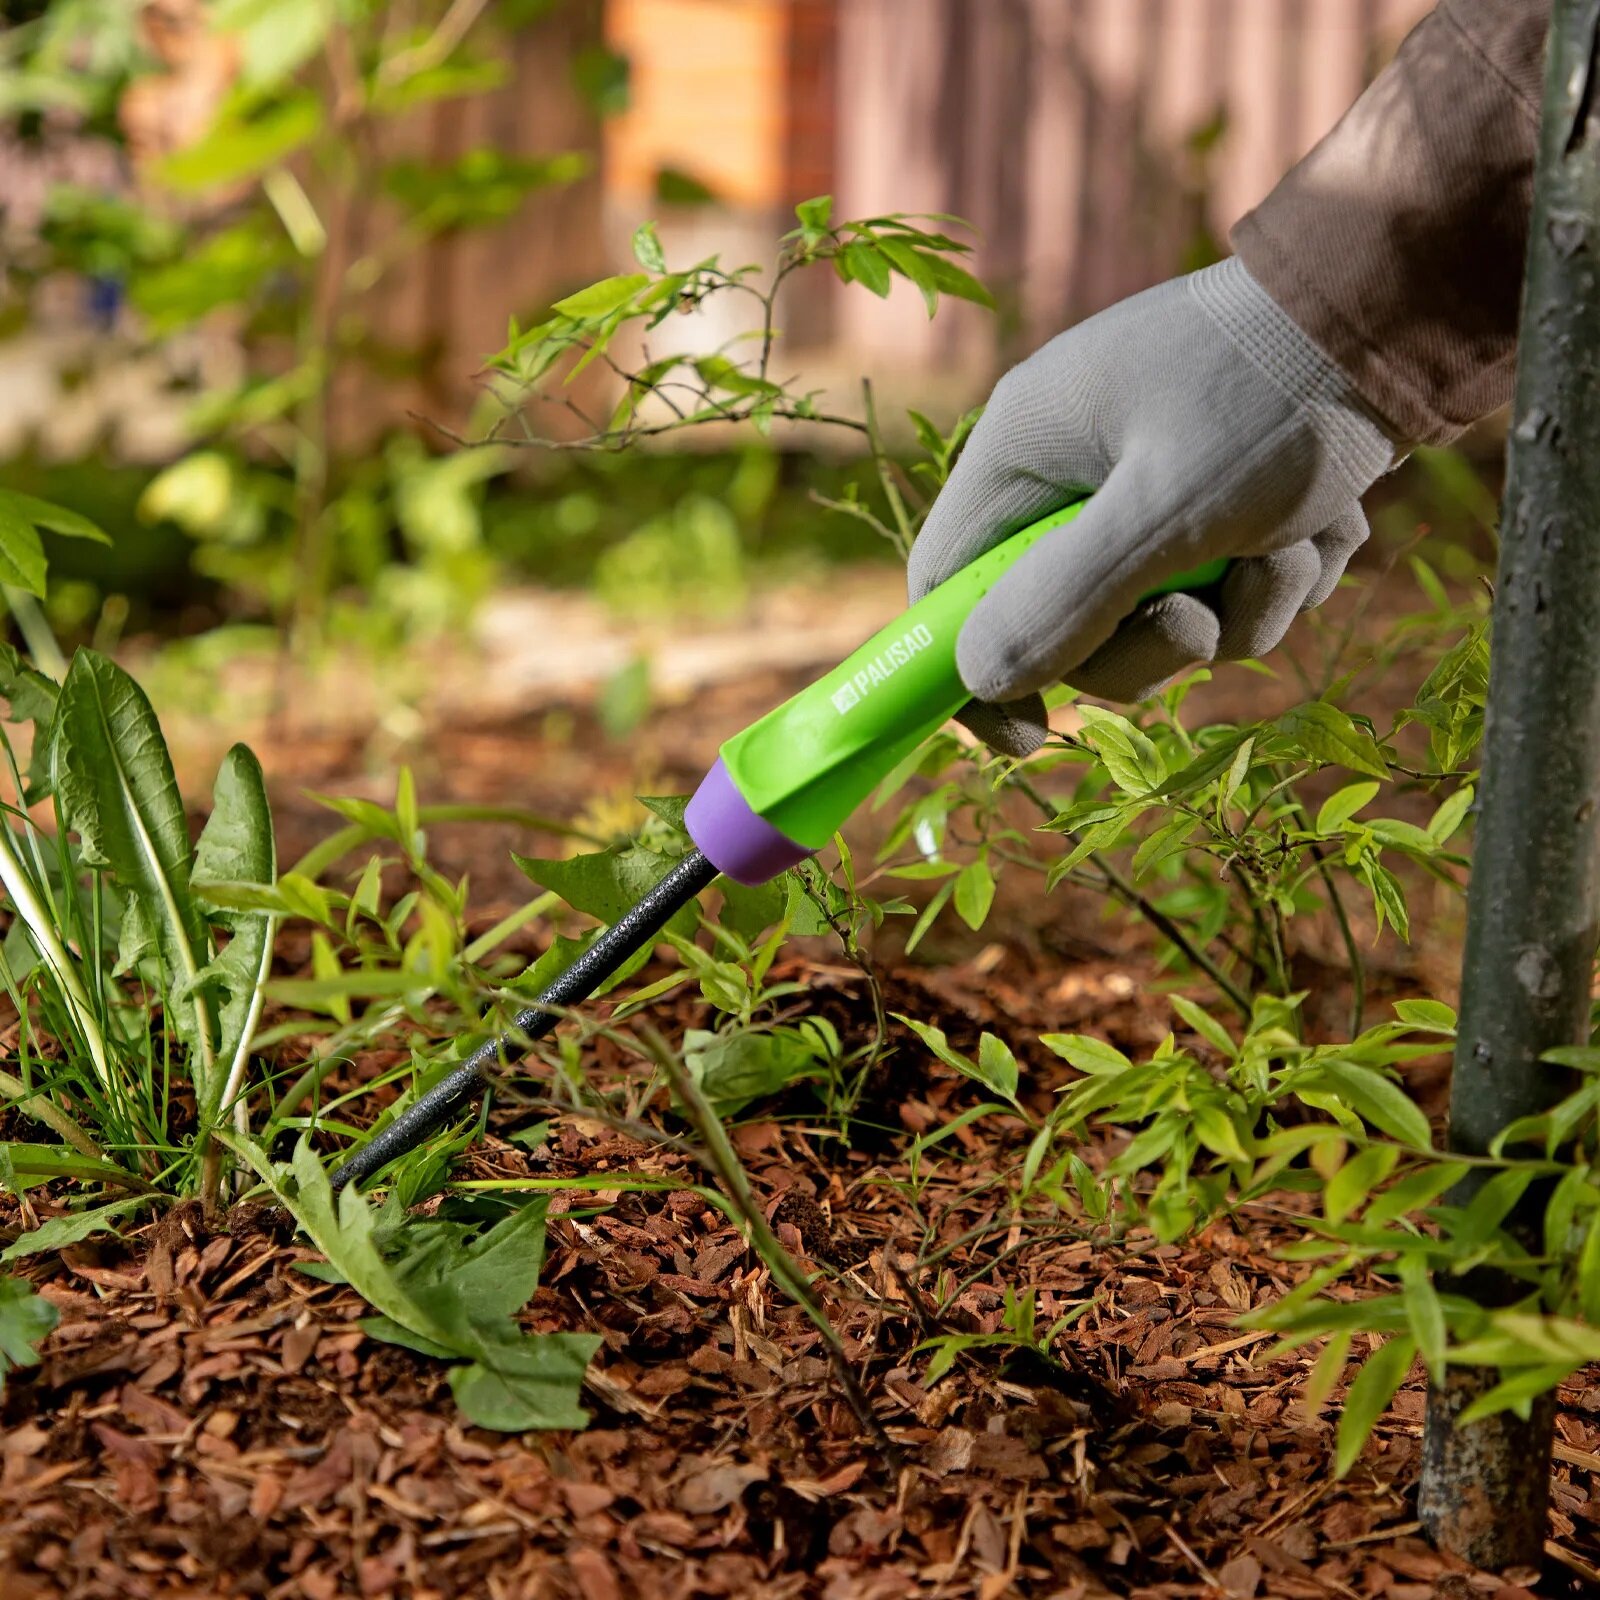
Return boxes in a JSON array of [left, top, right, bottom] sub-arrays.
[[830, 624, 935, 714]]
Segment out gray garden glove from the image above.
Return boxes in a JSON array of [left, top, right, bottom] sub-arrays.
[[907, 257, 1404, 757]]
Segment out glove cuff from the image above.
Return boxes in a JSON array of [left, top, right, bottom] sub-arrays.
[[1190, 257, 1404, 489]]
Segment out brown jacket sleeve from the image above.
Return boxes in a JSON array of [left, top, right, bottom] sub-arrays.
[[1232, 0, 1547, 446]]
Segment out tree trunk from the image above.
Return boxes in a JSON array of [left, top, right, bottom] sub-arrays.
[[1417, 0, 1600, 1571]]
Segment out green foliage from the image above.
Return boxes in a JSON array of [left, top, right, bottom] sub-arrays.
[[917, 1286, 1097, 1385], [0, 490, 109, 601], [0, 1273, 58, 1395], [236, 1136, 598, 1430], [1, 0, 590, 649], [0, 630, 277, 1210], [1, 1196, 146, 1264], [482, 197, 999, 565], [55, 650, 216, 1067]]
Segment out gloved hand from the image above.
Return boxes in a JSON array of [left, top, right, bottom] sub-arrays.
[[906, 257, 1403, 757]]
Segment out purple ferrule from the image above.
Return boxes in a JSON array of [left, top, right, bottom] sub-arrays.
[[685, 757, 813, 886]]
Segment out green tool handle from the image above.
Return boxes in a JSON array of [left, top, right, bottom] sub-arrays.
[[714, 502, 1227, 853]]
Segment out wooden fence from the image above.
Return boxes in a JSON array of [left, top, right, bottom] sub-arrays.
[[827, 0, 1434, 371]]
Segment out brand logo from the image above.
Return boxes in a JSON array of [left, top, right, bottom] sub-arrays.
[[830, 623, 935, 715]]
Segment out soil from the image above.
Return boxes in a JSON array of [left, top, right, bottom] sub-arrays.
[[6, 571, 1600, 1600]]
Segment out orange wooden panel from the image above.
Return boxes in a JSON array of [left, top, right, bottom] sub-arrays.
[[606, 0, 789, 207]]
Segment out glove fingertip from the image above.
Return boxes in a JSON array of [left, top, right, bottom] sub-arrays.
[[955, 694, 1050, 759]]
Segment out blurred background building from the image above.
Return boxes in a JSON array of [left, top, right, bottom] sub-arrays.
[[1, 0, 1437, 452], [603, 0, 1434, 405]]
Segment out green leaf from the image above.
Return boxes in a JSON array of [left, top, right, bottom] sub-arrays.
[[213, 0, 330, 85], [1039, 1033, 1129, 1075], [54, 650, 215, 1074], [358, 1314, 458, 1360], [191, 745, 276, 1130], [1311, 1060, 1432, 1149], [249, 1137, 455, 1343], [1427, 785, 1475, 845], [1157, 727, 1257, 798], [795, 194, 834, 231], [514, 842, 700, 937], [1317, 782, 1380, 834], [0, 500, 46, 596], [1277, 702, 1388, 778], [1393, 999, 1456, 1034], [897, 1015, 1021, 1107], [1324, 1143, 1398, 1224], [552, 273, 649, 320], [631, 220, 667, 273], [1456, 1362, 1580, 1426], [637, 795, 688, 830], [388, 1197, 553, 1324], [0, 640, 59, 725], [1361, 856, 1411, 943], [953, 858, 996, 930], [156, 94, 323, 191], [1304, 1330, 1352, 1414], [231, 1136, 597, 1432], [685, 1027, 822, 1111], [0, 639, 60, 800], [694, 354, 783, 399], [1170, 995, 1236, 1058], [0, 1273, 59, 1394], [1, 1197, 147, 1263], [1397, 1255, 1447, 1382], [213, 0, 330, 86], [0, 1145, 137, 1190], [450, 1335, 600, 1431], [977, 1034, 1021, 1104], [1076, 705, 1166, 794], [1193, 1102, 1252, 1163], [1335, 1334, 1417, 1477], [873, 235, 939, 314], [0, 488, 109, 546], [841, 240, 891, 296], [1366, 818, 1438, 856], [1132, 813, 1196, 879], [920, 249, 996, 309], [904, 878, 954, 954]]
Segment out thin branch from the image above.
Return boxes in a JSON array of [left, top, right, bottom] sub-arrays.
[[1006, 772, 1253, 1016], [377, 0, 491, 86], [413, 403, 872, 455], [1312, 845, 1367, 1037], [861, 379, 916, 559], [638, 1024, 899, 1461]]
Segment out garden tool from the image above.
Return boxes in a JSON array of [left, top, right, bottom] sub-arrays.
[[327, 503, 1226, 1190]]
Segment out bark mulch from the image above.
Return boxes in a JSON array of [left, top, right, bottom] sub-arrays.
[[6, 948, 1600, 1598]]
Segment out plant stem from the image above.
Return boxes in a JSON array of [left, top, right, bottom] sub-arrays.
[[1007, 771, 1252, 1015], [1312, 846, 1366, 1037], [3, 587, 66, 679], [800, 864, 888, 1117], [0, 824, 113, 1088], [639, 1025, 897, 1460], [861, 378, 916, 559]]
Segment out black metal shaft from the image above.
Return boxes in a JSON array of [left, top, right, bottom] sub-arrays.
[[1418, 0, 1600, 1570], [328, 849, 720, 1191]]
